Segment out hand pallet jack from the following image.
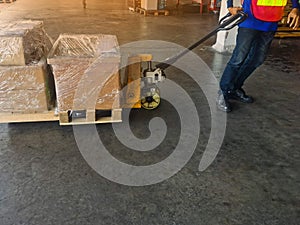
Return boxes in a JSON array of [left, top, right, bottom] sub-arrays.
[[0, 12, 247, 125], [138, 11, 247, 110]]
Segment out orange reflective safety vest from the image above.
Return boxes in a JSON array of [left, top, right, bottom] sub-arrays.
[[251, 0, 288, 22]]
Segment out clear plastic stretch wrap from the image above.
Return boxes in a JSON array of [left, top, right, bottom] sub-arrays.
[[0, 20, 53, 66], [0, 20, 55, 113], [47, 34, 121, 112]]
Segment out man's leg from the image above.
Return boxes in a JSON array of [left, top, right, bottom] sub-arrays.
[[218, 28, 258, 111], [219, 28, 258, 95], [234, 30, 275, 90]]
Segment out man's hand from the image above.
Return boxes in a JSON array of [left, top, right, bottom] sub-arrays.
[[228, 7, 243, 15], [287, 8, 300, 29]]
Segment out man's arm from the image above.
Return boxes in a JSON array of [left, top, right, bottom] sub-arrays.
[[287, 0, 300, 29]]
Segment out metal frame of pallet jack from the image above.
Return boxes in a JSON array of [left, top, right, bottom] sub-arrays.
[[140, 11, 248, 109]]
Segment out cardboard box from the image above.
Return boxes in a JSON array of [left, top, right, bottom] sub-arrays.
[[50, 61, 120, 111], [0, 58, 55, 113], [0, 20, 52, 66], [47, 34, 121, 111]]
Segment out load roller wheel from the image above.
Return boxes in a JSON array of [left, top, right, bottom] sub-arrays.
[[141, 87, 160, 110]]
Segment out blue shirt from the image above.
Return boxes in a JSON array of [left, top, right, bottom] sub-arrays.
[[227, 0, 300, 32]]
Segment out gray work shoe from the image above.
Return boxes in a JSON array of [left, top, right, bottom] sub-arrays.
[[217, 91, 232, 112]]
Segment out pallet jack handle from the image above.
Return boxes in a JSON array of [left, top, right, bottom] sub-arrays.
[[156, 11, 248, 70]]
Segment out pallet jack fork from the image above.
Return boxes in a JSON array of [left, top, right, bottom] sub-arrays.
[[140, 11, 247, 109]]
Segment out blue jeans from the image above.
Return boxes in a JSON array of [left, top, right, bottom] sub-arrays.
[[220, 27, 275, 96]]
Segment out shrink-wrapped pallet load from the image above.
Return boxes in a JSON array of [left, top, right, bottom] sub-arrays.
[[47, 34, 121, 112], [0, 20, 53, 66], [141, 0, 158, 10], [0, 20, 55, 113]]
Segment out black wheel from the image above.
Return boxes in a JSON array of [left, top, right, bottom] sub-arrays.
[[141, 87, 160, 110]]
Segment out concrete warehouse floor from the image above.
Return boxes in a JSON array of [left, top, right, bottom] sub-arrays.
[[0, 0, 300, 225]]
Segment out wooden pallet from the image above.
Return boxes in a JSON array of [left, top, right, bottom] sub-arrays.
[[0, 108, 122, 125], [58, 109, 122, 126], [0, 0, 16, 3], [275, 27, 300, 38], [136, 7, 169, 16], [275, 32, 300, 38]]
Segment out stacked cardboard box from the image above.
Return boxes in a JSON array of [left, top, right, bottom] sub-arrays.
[[0, 20, 55, 113], [47, 34, 121, 112]]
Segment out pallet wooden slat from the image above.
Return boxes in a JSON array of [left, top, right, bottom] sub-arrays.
[[136, 7, 169, 16], [275, 32, 300, 38], [0, 0, 16, 3], [59, 109, 122, 126], [0, 111, 58, 124], [275, 27, 300, 38]]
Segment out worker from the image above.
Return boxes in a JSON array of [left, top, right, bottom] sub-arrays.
[[217, 0, 300, 112]]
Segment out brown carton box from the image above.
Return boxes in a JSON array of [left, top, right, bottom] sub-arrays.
[[0, 58, 55, 113]]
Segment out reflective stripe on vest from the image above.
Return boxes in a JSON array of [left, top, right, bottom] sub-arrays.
[[257, 0, 287, 6]]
